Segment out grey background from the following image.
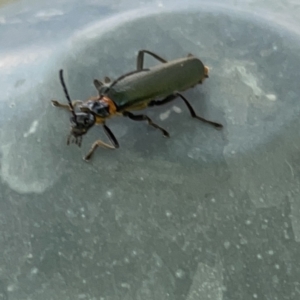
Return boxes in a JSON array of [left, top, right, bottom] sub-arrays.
[[0, 0, 300, 299]]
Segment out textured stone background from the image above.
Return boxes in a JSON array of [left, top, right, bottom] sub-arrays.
[[0, 1, 300, 299]]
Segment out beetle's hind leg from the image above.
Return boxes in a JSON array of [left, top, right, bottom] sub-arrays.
[[51, 99, 83, 110], [84, 125, 119, 161], [123, 111, 170, 137], [149, 93, 223, 129], [136, 50, 167, 70], [176, 93, 223, 129]]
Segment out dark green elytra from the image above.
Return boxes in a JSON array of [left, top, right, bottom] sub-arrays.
[[104, 56, 206, 110]]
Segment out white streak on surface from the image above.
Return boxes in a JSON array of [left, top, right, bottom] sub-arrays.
[[23, 120, 39, 138]]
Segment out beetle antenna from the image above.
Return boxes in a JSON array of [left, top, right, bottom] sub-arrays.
[[59, 69, 77, 121]]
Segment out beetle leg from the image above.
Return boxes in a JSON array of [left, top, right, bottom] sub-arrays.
[[51, 99, 83, 110], [175, 93, 223, 129], [104, 76, 111, 83], [93, 79, 104, 91], [84, 125, 119, 161], [103, 124, 119, 148], [123, 111, 169, 137], [148, 94, 177, 106], [84, 140, 115, 161], [136, 50, 167, 70], [149, 93, 223, 129]]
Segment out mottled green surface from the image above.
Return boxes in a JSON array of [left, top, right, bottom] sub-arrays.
[[0, 1, 300, 300]]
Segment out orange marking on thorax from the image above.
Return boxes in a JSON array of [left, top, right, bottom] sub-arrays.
[[101, 96, 117, 115], [92, 96, 117, 125]]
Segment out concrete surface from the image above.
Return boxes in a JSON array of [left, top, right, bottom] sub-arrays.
[[0, 0, 300, 299]]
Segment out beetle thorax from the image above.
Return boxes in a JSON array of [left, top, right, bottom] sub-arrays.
[[83, 99, 110, 118]]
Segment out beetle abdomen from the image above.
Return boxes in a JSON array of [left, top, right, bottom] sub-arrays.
[[106, 56, 206, 110]]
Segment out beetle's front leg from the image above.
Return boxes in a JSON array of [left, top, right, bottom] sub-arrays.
[[84, 140, 115, 161], [51, 99, 83, 110], [84, 125, 119, 161]]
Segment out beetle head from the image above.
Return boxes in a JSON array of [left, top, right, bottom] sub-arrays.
[[59, 69, 96, 147], [67, 112, 95, 146]]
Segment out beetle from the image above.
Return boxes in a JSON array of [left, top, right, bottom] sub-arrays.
[[51, 49, 223, 161]]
